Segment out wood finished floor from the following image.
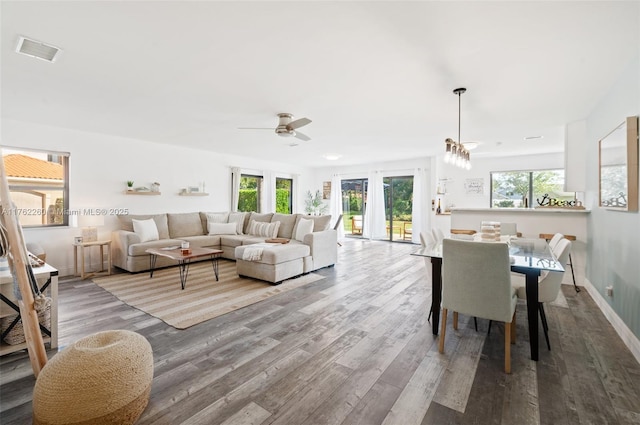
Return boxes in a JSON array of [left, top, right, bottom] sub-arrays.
[[1, 239, 640, 425]]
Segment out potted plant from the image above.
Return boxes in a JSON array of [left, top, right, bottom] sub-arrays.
[[126, 180, 134, 191], [304, 190, 329, 215]]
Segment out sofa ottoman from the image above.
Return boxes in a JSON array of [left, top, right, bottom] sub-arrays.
[[235, 243, 311, 284]]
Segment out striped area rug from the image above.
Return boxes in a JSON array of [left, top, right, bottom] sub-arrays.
[[92, 260, 324, 329]]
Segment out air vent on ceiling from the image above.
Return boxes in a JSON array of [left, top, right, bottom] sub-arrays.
[[15, 36, 61, 63]]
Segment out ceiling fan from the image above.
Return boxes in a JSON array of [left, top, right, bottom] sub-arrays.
[[238, 113, 312, 141]]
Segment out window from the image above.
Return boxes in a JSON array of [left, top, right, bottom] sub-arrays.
[[275, 177, 292, 214], [490, 169, 574, 208], [2, 148, 70, 227], [238, 174, 263, 212]]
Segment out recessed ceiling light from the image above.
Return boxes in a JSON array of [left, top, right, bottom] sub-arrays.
[[524, 135, 543, 140], [323, 154, 342, 161], [15, 36, 62, 63]]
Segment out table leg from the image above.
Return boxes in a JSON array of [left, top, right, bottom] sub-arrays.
[[524, 270, 541, 361], [178, 259, 191, 290], [149, 254, 157, 278], [211, 255, 219, 281], [80, 245, 86, 279], [100, 245, 104, 272], [73, 245, 78, 276], [431, 257, 443, 335]]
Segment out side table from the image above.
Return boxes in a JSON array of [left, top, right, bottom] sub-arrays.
[[73, 240, 112, 279]]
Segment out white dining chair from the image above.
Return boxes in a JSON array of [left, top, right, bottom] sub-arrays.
[[548, 233, 564, 250], [432, 228, 445, 243], [439, 238, 518, 373], [511, 238, 572, 350], [420, 231, 436, 247]]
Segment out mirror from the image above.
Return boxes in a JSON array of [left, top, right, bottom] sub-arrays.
[[599, 116, 639, 211]]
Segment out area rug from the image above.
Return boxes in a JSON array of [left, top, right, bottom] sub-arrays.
[[92, 260, 324, 329]]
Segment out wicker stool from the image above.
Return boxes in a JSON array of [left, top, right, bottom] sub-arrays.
[[33, 330, 154, 425]]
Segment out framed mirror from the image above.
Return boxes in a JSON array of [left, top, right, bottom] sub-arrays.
[[599, 116, 639, 211]]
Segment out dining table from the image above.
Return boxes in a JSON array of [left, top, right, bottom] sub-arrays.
[[411, 236, 564, 361]]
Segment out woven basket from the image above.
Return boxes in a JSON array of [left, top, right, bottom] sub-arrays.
[[0, 298, 51, 345]]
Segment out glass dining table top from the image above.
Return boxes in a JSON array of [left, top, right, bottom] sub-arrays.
[[411, 237, 564, 273]]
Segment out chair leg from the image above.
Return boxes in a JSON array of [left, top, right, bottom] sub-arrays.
[[439, 308, 448, 353], [488, 320, 492, 335], [539, 303, 551, 350], [504, 321, 512, 374], [428, 309, 432, 322], [569, 253, 580, 292], [474, 317, 478, 332], [510, 311, 516, 344], [453, 312, 459, 330]]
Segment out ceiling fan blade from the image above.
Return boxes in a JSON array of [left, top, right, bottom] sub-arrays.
[[287, 117, 311, 130], [294, 131, 311, 141], [237, 127, 274, 130]]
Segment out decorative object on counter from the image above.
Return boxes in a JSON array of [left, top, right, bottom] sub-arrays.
[[436, 198, 442, 214], [535, 194, 585, 210], [150, 182, 160, 192], [126, 180, 134, 191], [304, 190, 329, 215], [443, 87, 472, 170]]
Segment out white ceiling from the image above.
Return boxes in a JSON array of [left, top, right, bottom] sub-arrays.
[[2, 1, 639, 167]]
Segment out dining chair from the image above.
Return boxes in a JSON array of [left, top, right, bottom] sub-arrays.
[[439, 238, 518, 373], [548, 233, 564, 250], [511, 238, 572, 350], [333, 214, 343, 246], [432, 227, 445, 243], [420, 231, 436, 247]]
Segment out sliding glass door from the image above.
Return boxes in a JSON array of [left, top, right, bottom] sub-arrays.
[[383, 176, 413, 242], [341, 179, 367, 237]]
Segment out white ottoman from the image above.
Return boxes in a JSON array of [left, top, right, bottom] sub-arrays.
[[235, 243, 311, 284]]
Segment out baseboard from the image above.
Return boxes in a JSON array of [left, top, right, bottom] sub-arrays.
[[584, 278, 640, 364]]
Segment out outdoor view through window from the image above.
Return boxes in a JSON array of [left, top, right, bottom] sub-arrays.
[[2, 148, 69, 227], [490, 169, 575, 208]]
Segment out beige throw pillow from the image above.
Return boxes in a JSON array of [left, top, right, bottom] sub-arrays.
[[247, 219, 280, 238], [228, 212, 247, 234], [294, 218, 314, 242], [132, 218, 159, 243], [208, 222, 237, 235]]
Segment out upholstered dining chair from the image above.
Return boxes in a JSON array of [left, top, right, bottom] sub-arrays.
[[548, 232, 564, 250], [511, 237, 572, 350], [439, 238, 518, 373], [420, 231, 436, 247]]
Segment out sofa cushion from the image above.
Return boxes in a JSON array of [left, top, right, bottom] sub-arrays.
[[180, 235, 221, 249], [271, 213, 299, 239], [168, 212, 204, 238], [245, 212, 273, 233], [235, 243, 310, 265], [118, 214, 170, 240], [220, 235, 250, 248], [228, 212, 247, 235], [292, 214, 332, 235], [294, 217, 314, 242], [132, 218, 159, 243]]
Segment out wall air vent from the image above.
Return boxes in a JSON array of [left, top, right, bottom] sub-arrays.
[[15, 36, 62, 63]]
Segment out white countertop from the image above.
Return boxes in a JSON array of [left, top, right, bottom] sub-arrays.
[[451, 208, 590, 214]]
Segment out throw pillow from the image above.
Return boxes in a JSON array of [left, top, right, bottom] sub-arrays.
[[247, 219, 280, 238], [207, 222, 237, 235], [294, 218, 314, 242], [132, 218, 159, 243], [228, 212, 246, 234]]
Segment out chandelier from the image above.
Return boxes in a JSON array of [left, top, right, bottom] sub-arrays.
[[444, 87, 471, 170]]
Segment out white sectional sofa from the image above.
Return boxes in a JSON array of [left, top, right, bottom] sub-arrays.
[[111, 211, 337, 282]]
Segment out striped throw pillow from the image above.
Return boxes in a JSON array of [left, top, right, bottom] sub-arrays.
[[247, 219, 280, 238]]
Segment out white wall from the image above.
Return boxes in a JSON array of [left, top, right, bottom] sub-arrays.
[[2, 119, 313, 276]]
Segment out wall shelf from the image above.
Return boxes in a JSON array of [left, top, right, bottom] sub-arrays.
[[179, 192, 209, 196], [124, 191, 161, 195]]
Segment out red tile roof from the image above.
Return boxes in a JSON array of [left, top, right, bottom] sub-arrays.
[[3, 154, 63, 180]]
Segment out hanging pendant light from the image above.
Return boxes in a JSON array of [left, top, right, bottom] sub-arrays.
[[444, 87, 471, 170]]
